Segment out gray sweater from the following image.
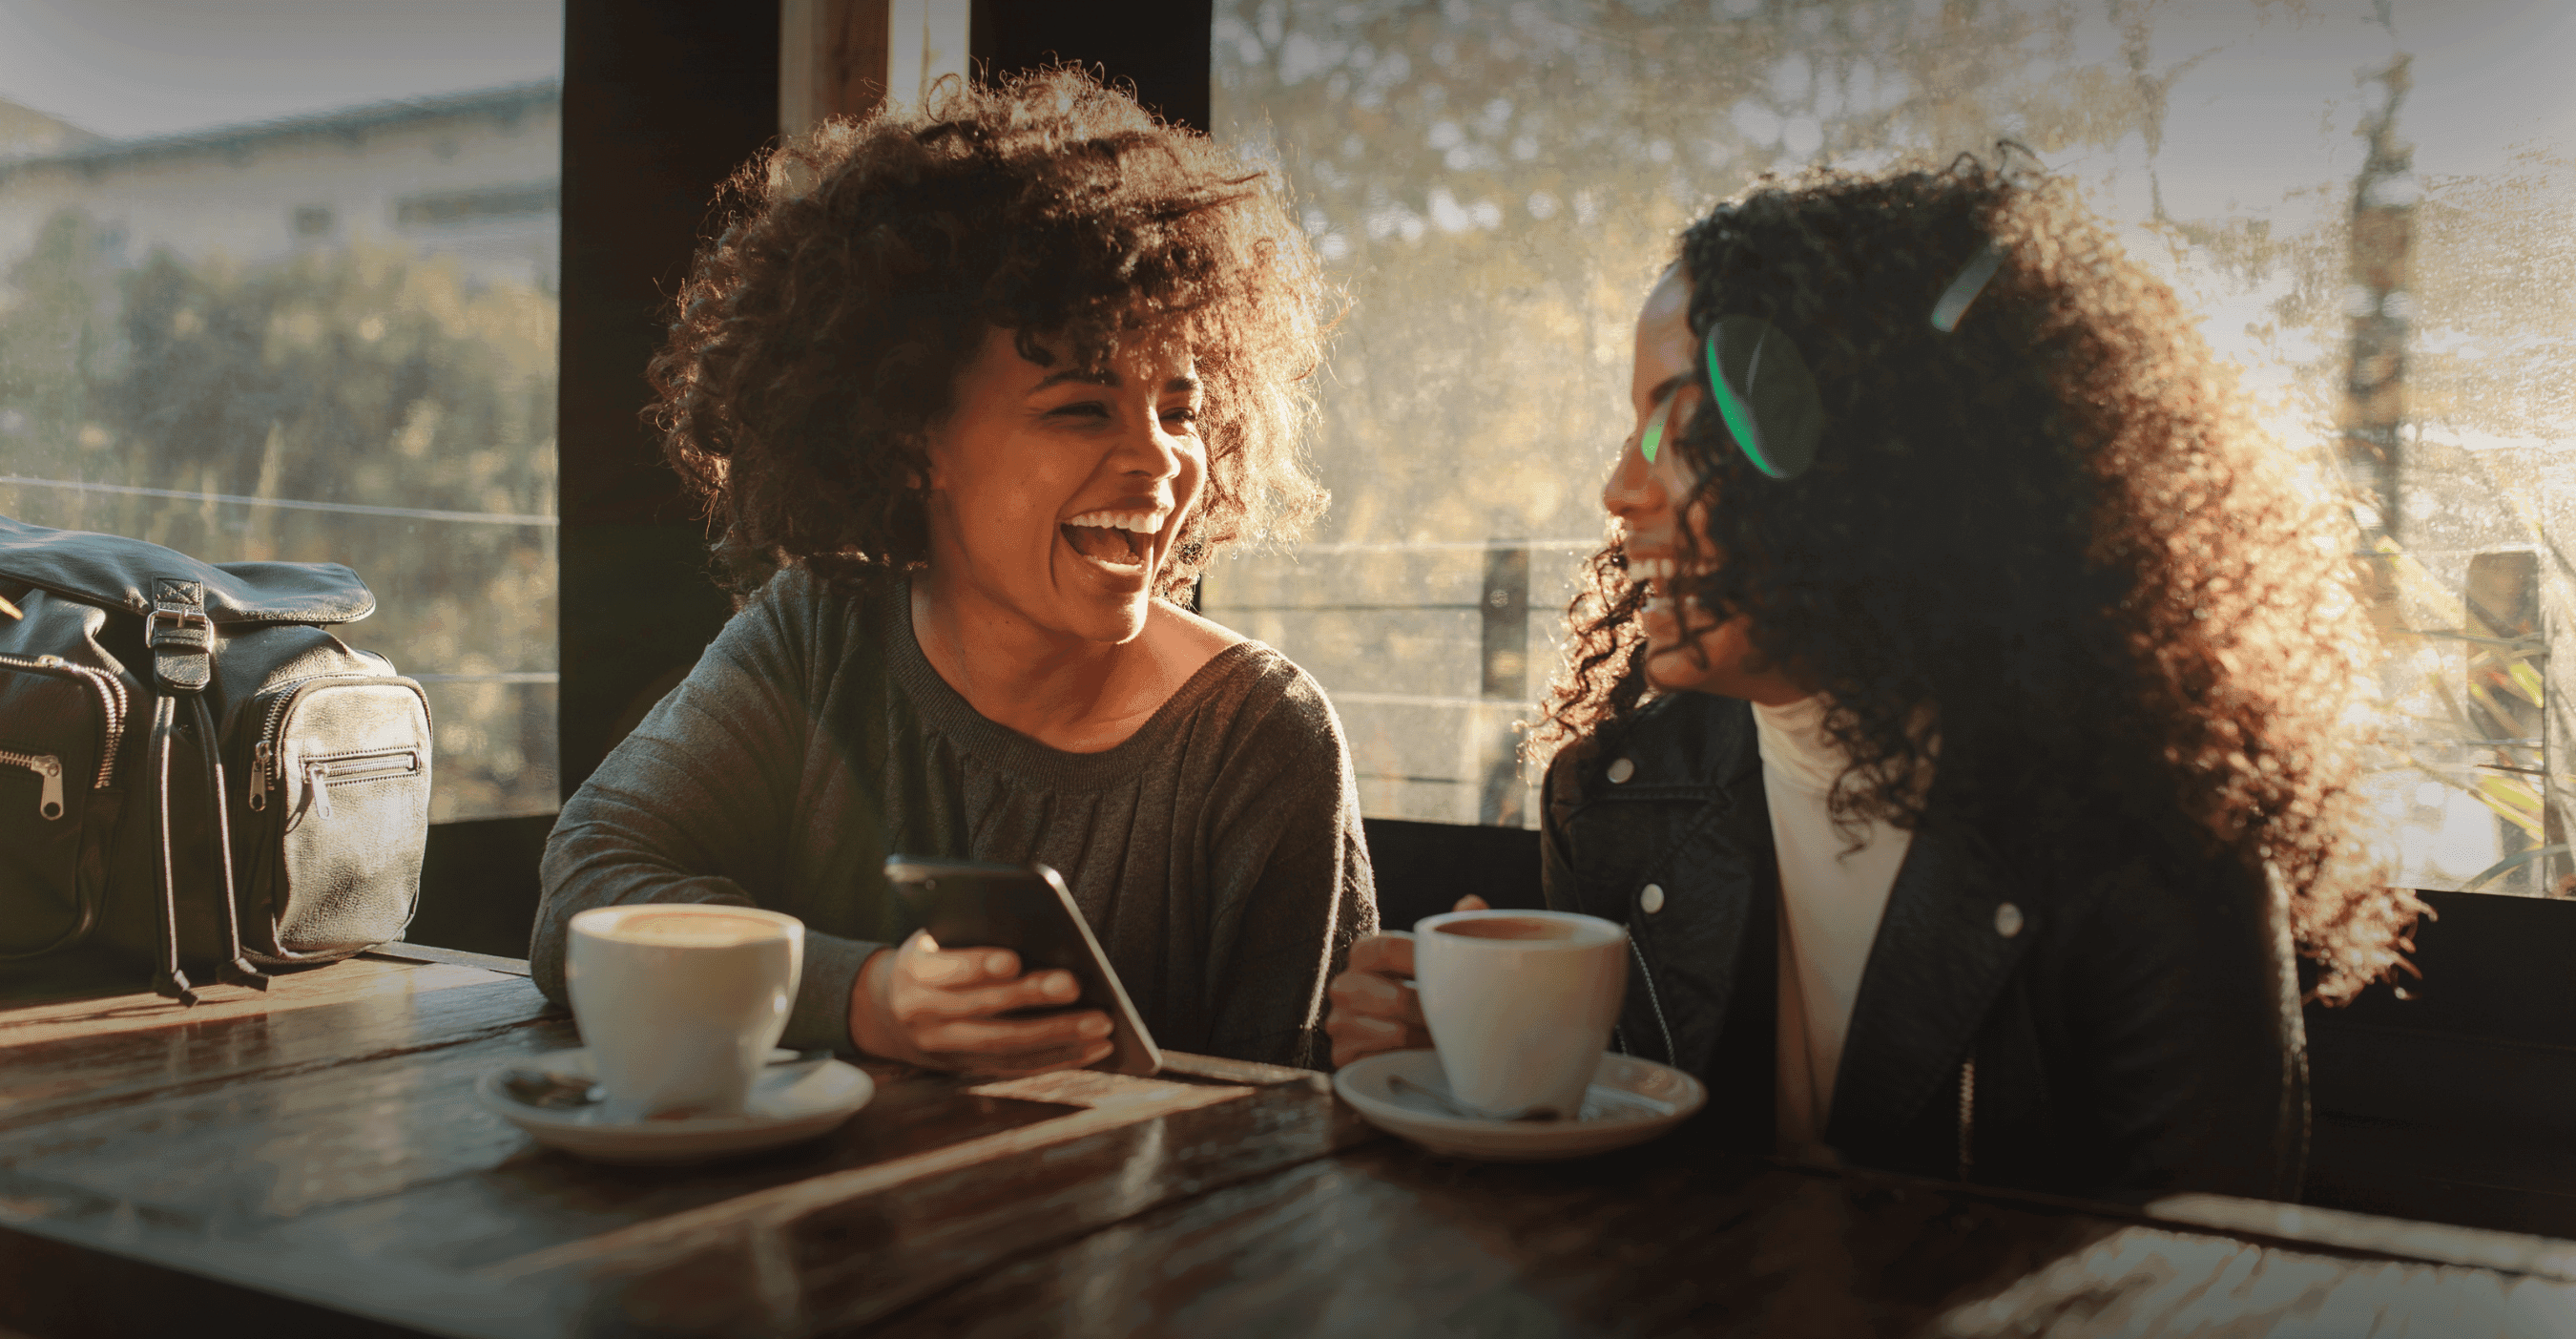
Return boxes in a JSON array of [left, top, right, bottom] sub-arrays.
[[532, 568, 1376, 1069]]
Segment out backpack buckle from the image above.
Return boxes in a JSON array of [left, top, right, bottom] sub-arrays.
[[149, 578, 214, 692]]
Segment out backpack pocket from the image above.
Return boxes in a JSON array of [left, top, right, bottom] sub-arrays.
[[232, 676, 432, 963], [0, 653, 131, 958]]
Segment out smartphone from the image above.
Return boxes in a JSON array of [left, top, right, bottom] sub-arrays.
[[883, 855, 1161, 1077]]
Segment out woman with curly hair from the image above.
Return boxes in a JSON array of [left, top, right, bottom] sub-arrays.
[[533, 69, 1374, 1073], [1327, 157, 2420, 1201]]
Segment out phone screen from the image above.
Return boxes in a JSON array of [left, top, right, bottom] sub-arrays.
[[884, 855, 1162, 1077]]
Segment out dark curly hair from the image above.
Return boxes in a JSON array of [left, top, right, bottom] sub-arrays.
[[1532, 156, 2420, 1003], [646, 67, 1332, 598]]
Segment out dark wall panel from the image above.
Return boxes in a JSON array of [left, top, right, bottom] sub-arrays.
[[406, 815, 555, 958], [1362, 818, 1545, 931], [557, 0, 777, 795], [973, 0, 1215, 130]]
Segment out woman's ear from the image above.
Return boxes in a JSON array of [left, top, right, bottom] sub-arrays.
[[907, 430, 946, 494]]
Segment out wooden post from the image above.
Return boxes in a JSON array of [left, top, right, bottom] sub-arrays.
[[779, 0, 894, 137]]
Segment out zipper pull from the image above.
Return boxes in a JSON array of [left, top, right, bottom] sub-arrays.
[[304, 758, 334, 819], [250, 740, 273, 810], [32, 755, 62, 820]]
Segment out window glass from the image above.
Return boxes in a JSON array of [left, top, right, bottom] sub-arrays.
[[0, 0, 563, 821], [1209, 0, 2576, 896]]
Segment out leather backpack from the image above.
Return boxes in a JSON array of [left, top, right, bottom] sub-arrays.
[[0, 516, 433, 1001]]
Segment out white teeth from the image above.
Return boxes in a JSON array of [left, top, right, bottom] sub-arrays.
[[1066, 510, 1166, 534]]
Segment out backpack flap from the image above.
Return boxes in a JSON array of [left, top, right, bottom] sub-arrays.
[[0, 515, 375, 627]]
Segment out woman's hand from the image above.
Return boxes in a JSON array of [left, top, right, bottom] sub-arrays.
[[1324, 895, 1487, 1069], [849, 931, 1113, 1075]]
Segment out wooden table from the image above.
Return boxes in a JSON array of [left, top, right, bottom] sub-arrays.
[[5, 952, 2574, 1338]]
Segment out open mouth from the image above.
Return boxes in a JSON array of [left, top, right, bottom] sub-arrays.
[[1626, 554, 1694, 604], [1061, 509, 1165, 575]]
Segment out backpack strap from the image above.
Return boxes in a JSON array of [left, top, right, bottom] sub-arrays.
[[144, 578, 264, 1004]]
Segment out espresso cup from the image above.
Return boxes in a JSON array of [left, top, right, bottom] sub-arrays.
[[1398, 909, 1628, 1119], [565, 904, 805, 1119]]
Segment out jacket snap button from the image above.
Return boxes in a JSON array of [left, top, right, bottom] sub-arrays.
[[1640, 883, 1665, 914], [1994, 902, 2024, 938], [1607, 757, 1635, 784]]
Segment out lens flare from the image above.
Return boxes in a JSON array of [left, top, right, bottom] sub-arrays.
[[1638, 387, 1678, 465]]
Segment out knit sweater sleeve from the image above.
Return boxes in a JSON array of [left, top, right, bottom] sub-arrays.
[[1196, 659, 1380, 1069], [530, 575, 885, 1054]]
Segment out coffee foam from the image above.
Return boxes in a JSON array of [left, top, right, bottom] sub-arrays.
[[1437, 916, 1580, 942], [596, 910, 785, 949]]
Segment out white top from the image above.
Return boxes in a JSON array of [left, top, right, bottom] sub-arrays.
[[1754, 695, 1914, 1159]]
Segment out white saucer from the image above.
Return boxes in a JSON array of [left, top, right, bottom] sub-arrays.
[[475, 1047, 875, 1164], [1333, 1050, 1706, 1161]]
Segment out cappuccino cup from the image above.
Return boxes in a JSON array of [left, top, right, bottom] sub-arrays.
[[1396, 910, 1627, 1119], [566, 904, 804, 1119]]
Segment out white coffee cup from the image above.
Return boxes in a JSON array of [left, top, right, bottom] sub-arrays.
[[565, 904, 805, 1119], [1396, 909, 1628, 1119]]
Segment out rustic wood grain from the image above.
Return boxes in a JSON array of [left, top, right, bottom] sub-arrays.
[[480, 1069, 1259, 1280], [0, 960, 1374, 1337], [885, 1146, 2576, 1339], [565, 1081, 1381, 1337], [10, 956, 2576, 1339], [0, 960, 530, 1134]]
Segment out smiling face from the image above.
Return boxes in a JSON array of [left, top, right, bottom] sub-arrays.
[[1602, 266, 1810, 705], [920, 324, 1204, 646]]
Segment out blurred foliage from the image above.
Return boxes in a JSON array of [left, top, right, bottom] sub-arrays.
[[0, 208, 558, 820], [1212, 0, 2259, 550]]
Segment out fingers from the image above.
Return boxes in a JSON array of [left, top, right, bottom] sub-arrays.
[[874, 936, 1119, 1074], [905, 941, 1023, 989], [1453, 894, 1490, 911], [1327, 964, 1423, 1024], [918, 1010, 1113, 1070], [1325, 954, 1433, 1069], [1328, 1009, 1433, 1069], [1344, 932, 1416, 979], [952, 1036, 1117, 1077], [898, 971, 1079, 1024]]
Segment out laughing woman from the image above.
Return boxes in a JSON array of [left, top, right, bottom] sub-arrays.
[[532, 70, 1374, 1073], [1329, 157, 2423, 1201]]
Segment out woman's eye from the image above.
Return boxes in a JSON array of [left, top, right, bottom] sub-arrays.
[[1162, 406, 1200, 428], [1048, 401, 1111, 420]]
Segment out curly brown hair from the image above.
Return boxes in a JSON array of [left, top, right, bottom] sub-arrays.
[[646, 67, 1331, 598], [1532, 156, 2420, 1003]]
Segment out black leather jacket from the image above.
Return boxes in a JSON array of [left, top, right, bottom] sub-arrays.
[[1540, 691, 2308, 1203]]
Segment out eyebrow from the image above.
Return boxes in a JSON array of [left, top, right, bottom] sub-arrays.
[[1030, 369, 1201, 396]]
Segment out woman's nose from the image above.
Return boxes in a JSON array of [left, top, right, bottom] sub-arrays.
[[1120, 412, 1187, 480], [1602, 433, 1663, 522]]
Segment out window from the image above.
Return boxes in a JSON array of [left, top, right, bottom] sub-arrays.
[[0, 1, 563, 822], [1208, 0, 2576, 896]]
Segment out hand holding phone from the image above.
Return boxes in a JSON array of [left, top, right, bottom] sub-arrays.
[[849, 930, 1115, 1075], [883, 856, 1162, 1077]]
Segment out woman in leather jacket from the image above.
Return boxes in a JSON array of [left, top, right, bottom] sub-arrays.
[[1327, 157, 2423, 1203]]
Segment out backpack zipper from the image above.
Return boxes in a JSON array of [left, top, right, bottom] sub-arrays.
[[245, 675, 432, 811], [299, 747, 422, 819], [0, 652, 127, 790], [0, 748, 64, 820]]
